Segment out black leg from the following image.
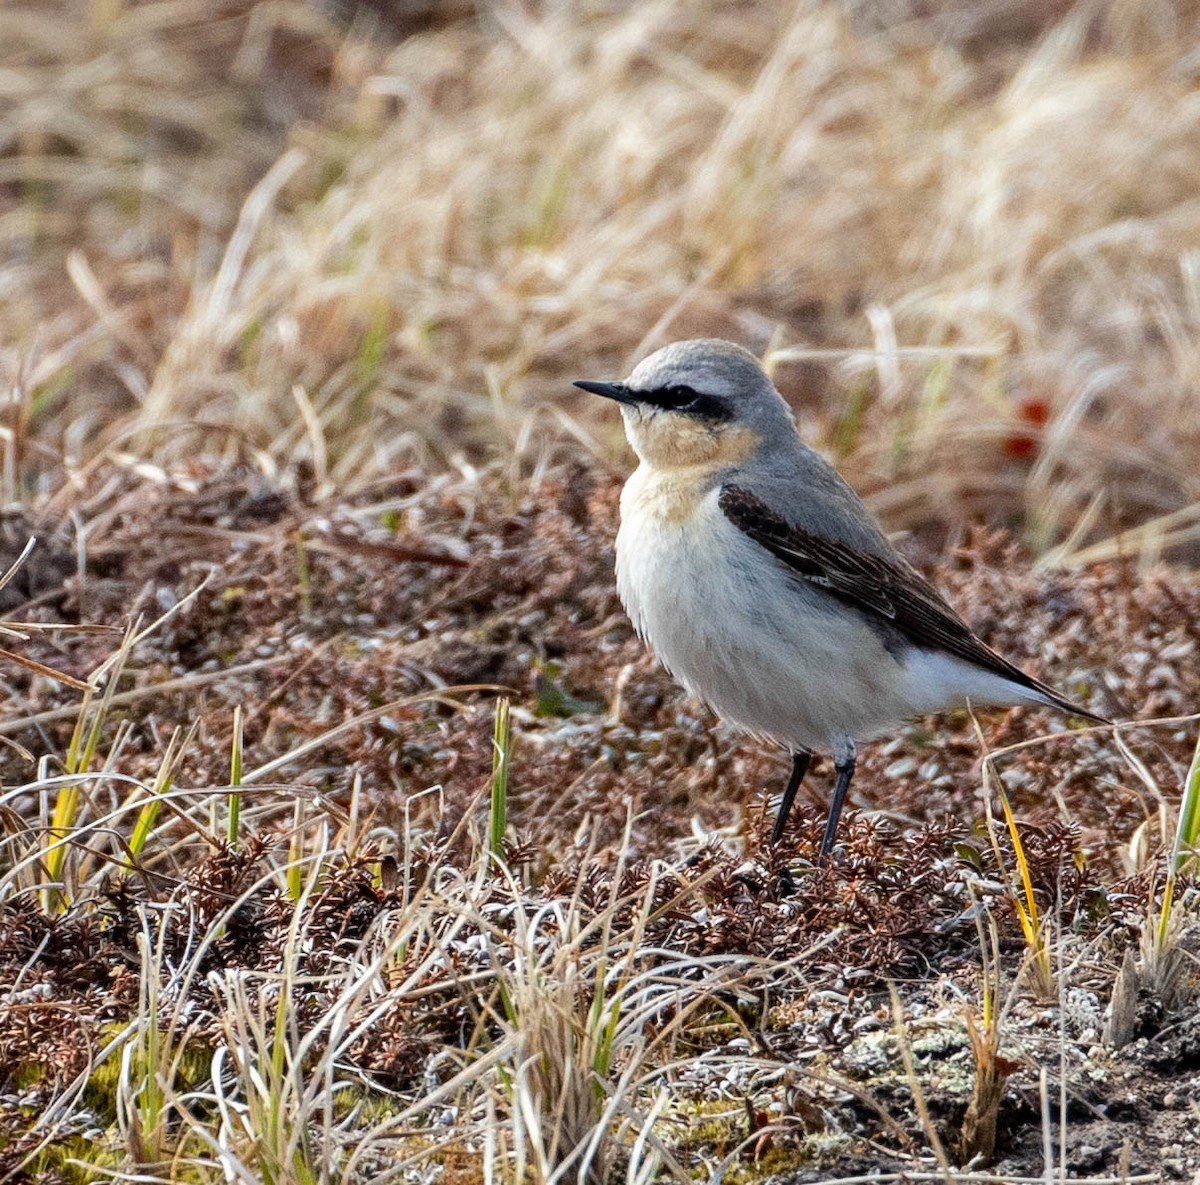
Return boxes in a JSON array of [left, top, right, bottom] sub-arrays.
[[771, 750, 812, 843], [819, 748, 856, 858]]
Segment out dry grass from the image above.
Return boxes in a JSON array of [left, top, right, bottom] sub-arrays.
[[4, 0, 1200, 1181], [3, 0, 1200, 552]]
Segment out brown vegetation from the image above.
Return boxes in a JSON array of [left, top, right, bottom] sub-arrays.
[[3, 0, 1200, 1180]]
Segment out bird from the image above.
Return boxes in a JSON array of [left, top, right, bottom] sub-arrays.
[[574, 338, 1109, 857]]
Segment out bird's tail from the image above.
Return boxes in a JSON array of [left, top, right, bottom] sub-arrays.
[[1020, 675, 1112, 726]]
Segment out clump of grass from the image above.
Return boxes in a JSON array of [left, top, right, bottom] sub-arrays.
[[977, 725, 1056, 1000], [959, 899, 1020, 1167], [475, 843, 790, 1185], [1098, 725, 1200, 1048]]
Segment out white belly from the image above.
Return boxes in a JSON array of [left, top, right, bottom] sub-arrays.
[[616, 477, 914, 753]]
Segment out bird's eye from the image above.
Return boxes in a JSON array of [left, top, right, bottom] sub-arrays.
[[659, 385, 702, 410]]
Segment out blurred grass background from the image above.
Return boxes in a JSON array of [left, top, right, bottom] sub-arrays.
[[4, 0, 1200, 557]]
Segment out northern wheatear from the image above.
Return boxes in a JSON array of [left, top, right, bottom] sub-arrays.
[[575, 339, 1108, 856]]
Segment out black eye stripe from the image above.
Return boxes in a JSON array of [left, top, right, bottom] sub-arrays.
[[637, 385, 733, 421]]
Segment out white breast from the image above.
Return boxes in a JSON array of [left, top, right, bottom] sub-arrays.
[[615, 468, 918, 754]]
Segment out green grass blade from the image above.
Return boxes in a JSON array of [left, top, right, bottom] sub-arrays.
[[228, 705, 243, 849], [1157, 728, 1200, 948], [287, 798, 304, 901], [489, 696, 511, 863], [1171, 728, 1200, 874], [128, 727, 183, 860]]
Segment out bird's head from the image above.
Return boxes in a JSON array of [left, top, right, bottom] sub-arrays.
[[574, 339, 794, 470]]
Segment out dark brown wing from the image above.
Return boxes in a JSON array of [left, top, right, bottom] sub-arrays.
[[718, 484, 1108, 722]]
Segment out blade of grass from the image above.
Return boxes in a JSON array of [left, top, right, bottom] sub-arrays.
[[1157, 728, 1200, 948], [128, 726, 184, 860], [0, 645, 89, 690], [287, 797, 304, 902], [228, 705, 244, 849], [490, 695, 511, 864], [0, 536, 36, 596], [294, 530, 312, 618]]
